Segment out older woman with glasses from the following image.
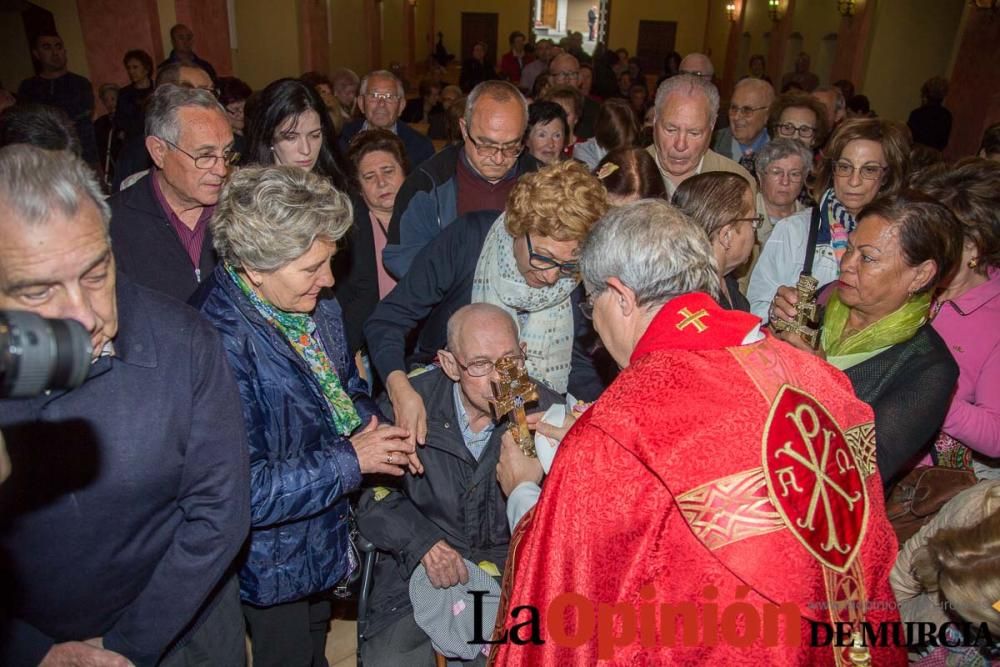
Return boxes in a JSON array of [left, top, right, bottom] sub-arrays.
[[194, 166, 414, 666], [767, 92, 829, 152], [748, 118, 911, 320], [754, 138, 812, 244], [672, 171, 760, 311], [365, 160, 610, 450]]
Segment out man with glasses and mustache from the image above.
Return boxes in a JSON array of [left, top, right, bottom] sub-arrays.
[[357, 303, 561, 667], [384, 80, 538, 279], [339, 70, 434, 170], [109, 85, 237, 303]]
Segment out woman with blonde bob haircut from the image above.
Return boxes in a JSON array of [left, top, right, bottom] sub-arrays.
[[365, 160, 611, 446], [194, 165, 415, 665]]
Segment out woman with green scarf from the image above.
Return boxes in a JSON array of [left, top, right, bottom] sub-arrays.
[[771, 192, 963, 486], [195, 165, 416, 666]]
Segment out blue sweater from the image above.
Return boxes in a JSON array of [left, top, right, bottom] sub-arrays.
[[0, 276, 250, 666]]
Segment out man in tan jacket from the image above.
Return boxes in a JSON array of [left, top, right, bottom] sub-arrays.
[[646, 74, 756, 199]]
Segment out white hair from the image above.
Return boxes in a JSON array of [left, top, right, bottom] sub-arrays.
[[0, 144, 110, 231], [145, 84, 225, 143], [754, 138, 813, 179], [359, 70, 405, 99], [580, 199, 719, 305], [654, 74, 720, 127]]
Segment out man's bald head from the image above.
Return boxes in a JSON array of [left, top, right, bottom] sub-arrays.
[[679, 53, 714, 80], [550, 53, 582, 89], [447, 303, 519, 356]]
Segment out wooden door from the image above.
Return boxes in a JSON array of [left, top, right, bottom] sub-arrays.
[[636, 20, 677, 77], [461, 12, 499, 65], [540, 0, 557, 28]]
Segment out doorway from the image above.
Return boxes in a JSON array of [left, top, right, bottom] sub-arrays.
[[461, 12, 499, 66], [530, 0, 609, 56], [636, 20, 676, 77]]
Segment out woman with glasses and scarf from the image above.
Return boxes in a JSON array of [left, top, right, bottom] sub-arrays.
[[364, 160, 611, 452], [672, 171, 760, 312], [748, 118, 911, 320]]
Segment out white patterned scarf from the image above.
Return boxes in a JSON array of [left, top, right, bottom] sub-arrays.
[[472, 215, 577, 393]]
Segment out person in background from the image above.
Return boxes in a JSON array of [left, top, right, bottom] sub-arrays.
[[781, 51, 819, 92], [573, 97, 636, 170], [428, 84, 462, 141], [753, 138, 811, 245], [907, 76, 952, 151], [579, 64, 597, 100], [616, 70, 633, 99], [17, 32, 98, 165], [500, 31, 533, 85], [913, 159, 1000, 479], [747, 53, 771, 83], [712, 77, 774, 174], [587, 5, 598, 41], [460, 41, 498, 94], [401, 78, 443, 124], [834, 79, 856, 104], [770, 192, 962, 485], [673, 171, 759, 311], [116, 48, 155, 141], [980, 122, 1000, 161], [94, 83, 122, 186], [542, 84, 584, 154], [529, 72, 552, 101], [217, 76, 252, 157], [246, 77, 352, 193], [519, 38, 553, 95], [593, 146, 665, 204], [812, 85, 847, 135], [195, 165, 414, 667], [678, 52, 714, 82], [627, 83, 649, 123], [768, 91, 829, 154], [336, 129, 409, 357], [332, 68, 361, 121], [158, 24, 217, 81], [847, 94, 874, 118], [611, 48, 629, 78], [549, 52, 599, 139], [301, 70, 348, 137], [0, 103, 81, 155], [748, 118, 911, 319], [524, 100, 568, 166]]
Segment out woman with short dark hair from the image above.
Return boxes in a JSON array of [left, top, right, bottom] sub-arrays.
[[523, 100, 568, 165], [245, 78, 352, 192]]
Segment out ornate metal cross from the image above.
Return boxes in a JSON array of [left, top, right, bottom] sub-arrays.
[[771, 273, 821, 348], [489, 356, 540, 457]]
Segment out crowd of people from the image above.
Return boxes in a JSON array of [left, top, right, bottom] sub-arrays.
[[1, 20, 1000, 667]]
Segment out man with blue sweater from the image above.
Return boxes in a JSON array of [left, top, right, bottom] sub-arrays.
[[0, 146, 250, 666]]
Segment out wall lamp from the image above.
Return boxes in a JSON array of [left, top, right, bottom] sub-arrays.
[[726, 1, 737, 22]]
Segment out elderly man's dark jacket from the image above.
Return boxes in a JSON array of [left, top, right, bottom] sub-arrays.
[[356, 367, 560, 637], [109, 172, 217, 304], [0, 275, 250, 667], [338, 119, 436, 173]]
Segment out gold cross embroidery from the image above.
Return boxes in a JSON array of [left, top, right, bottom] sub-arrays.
[[677, 307, 710, 333]]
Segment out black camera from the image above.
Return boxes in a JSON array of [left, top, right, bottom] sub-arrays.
[[0, 310, 92, 398]]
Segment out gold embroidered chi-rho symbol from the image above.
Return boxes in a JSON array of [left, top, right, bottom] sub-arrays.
[[676, 307, 710, 333]]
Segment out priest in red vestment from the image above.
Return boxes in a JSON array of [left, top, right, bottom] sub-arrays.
[[490, 200, 906, 666]]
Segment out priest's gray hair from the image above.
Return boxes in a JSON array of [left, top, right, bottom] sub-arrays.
[[580, 199, 719, 306], [0, 144, 110, 231], [211, 165, 352, 272], [653, 74, 720, 126]]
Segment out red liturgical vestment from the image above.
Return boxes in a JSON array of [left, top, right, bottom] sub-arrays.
[[490, 293, 906, 666]]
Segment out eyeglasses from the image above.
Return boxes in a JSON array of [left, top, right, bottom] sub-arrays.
[[730, 215, 765, 230], [762, 167, 804, 182], [680, 70, 713, 81], [551, 70, 580, 81], [366, 91, 402, 104], [776, 122, 816, 139], [729, 104, 769, 118], [454, 352, 526, 378], [159, 137, 240, 170], [832, 160, 887, 180], [579, 290, 602, 320], [466, 133, 523, 159], [526, 233, 578, 276]]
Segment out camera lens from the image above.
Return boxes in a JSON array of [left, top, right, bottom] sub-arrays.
[[0, 311, 93, 398]]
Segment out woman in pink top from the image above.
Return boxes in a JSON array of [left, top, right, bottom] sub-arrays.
[[917, 158, 1000, 473], [335, 129, 408, 359]]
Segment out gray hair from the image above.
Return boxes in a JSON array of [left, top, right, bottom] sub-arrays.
[[0, 144, 110, 231], [654, 74, 720, 127], [580, 199, 719, 306], [211, 165, 353, 271], [814, 84, 845, 112], [145, 83, 225, 142], [465, 80, 528, 131], [754, 138, 813, 179], [359, 70, 405, 99]]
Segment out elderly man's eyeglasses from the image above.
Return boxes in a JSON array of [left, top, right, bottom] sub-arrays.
[[730, 215, 765, 230], [527, 234, 578, 276], [776, 122, 816, 139], [763, 166, 804, 182], [466, 134, 523, 159], [729, 104, 769, 118], [454, 352, 526, 377], [579, 290, 602, 320], [159, 137, 240, 170], [679, 70, 713, 81], [551, 70, 580, 81], [832, 160, 887, 180], [366, 91, 402, 104]]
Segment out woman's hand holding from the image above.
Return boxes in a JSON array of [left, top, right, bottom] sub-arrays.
[[386, 371, 427, 475], [769, 284, 799, 325], [350, 416, 414, 476]]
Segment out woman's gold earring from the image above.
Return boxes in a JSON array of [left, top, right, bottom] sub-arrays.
[[968, 257, 979, 270]]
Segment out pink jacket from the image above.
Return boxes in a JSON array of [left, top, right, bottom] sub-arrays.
[[931, 269, 1000, 457]]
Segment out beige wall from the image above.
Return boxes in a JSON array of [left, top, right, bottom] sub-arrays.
[[230, 0, 301, 89], [157, 0, 177, 58], [381, 0, 405, 69], [30, 0, 90, 81], [788, 0, 841, 80], [607, 0, 709, 61], [435, 0, 530, 62], [329, 0, 368, 75], [862, 0, 965, 123], [0, 10, 35, 92]]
